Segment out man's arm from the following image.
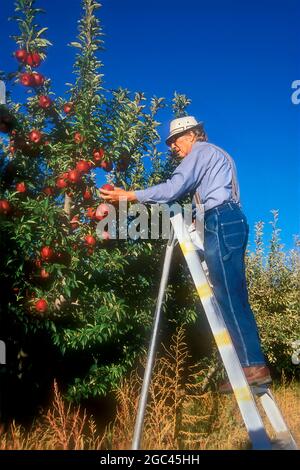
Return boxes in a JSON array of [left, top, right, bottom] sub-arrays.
[[100, 187, 137, 202], [100, 143, 214, 204], [134, 143, 212, 203]]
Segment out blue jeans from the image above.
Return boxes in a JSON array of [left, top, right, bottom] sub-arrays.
[[204, 201, 266, 367]]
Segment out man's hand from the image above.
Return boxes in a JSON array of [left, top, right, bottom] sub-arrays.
[[99, 187, 137, 203]]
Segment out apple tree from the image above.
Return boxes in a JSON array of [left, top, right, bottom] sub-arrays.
[[0, 0, 198, 420]]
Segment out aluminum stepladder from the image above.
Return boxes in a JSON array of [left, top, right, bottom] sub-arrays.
[[131, 212, 298, 450]]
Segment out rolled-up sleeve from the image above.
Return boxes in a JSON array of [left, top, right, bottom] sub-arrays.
[[135, 143, 213, 204]]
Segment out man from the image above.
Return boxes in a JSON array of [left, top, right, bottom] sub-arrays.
[[100, 116, 272, 392]]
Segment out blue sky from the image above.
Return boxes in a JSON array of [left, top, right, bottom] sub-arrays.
[[1, 0, 299, 251]]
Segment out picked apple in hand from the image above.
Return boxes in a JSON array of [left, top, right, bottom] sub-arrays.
[[99, 185, 137, 203]]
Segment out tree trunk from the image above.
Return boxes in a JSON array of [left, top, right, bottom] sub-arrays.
[[64, 193, 72, 218]]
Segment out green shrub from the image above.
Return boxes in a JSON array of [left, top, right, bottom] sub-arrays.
[[246, 210, 300, 376]]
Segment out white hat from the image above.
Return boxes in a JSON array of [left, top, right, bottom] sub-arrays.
[[166, 115, 204, 146]]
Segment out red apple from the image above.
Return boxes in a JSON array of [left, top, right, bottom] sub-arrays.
[[40, 246, 54, 262], [93, 148, 104, 164], [43, 187, 55, 196], [35, 298, 48, 313], [29, 129, 42, 144], [101, 183, 114, 191], [68, 169, 82, 184], [20, 72, 33, 86], [86, 207, 96, 219], [56, 172, 69, 188], [74, 132, 84, 144], [35, 258, 42, 269], [83, 188, 92, 200], [85, 235, 96, 246], [26, 52, 41, 67], [39, 95, 52, 109], [0, 200, 11, 215], [40, 268, 50, 280], [16, 182, 27, 193], [31, 72, 44, 87], [56, 177, 68, 189], [70, 215, 80, 229], [76, 160, 91, 173], [95, 203, 110, 220], [63, 102, 73, 114], [15, 49, 28, 63]]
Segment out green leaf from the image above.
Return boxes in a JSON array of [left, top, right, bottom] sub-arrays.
[[36, 27, 48, 37], [69, 42, 83, 49]]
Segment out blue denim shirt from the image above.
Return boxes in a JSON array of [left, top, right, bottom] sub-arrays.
[[135, 142, 240, 211]]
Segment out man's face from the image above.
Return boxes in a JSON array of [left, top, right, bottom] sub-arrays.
[[169, 131, 196, 158]]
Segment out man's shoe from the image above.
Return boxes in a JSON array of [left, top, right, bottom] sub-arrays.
[[218, 366, 272, 394]]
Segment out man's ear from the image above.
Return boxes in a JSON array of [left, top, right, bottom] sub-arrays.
[[188, 131, 196, 142]]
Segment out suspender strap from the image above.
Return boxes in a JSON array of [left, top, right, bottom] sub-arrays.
[[209, 143, 240, 203], [194, 192, 202, 208], [193, 143, 240, 208]]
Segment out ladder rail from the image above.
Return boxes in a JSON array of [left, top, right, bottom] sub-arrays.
[[131, 229, 176, 450], [171, 213, 272, 450], [258, 388, 298, 450], [131, 213, 298, 450]]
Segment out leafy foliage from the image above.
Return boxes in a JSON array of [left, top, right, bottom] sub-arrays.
[[246, 211, 300, 375], [0, 1, 298, 425], [0, 0, 193, 416]]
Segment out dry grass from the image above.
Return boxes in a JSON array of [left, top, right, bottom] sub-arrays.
[[263, 376, 300, 445], [1, 327, 299, 450], [0, 381, 104, 450], [103, 326, 300, 450], [104, 325, 189, 450]]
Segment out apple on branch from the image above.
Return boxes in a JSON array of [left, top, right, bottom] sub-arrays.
[[95, 203, 110, 220]]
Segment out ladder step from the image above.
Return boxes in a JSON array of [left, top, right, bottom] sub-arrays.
[[271, 433, 299, 450]]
